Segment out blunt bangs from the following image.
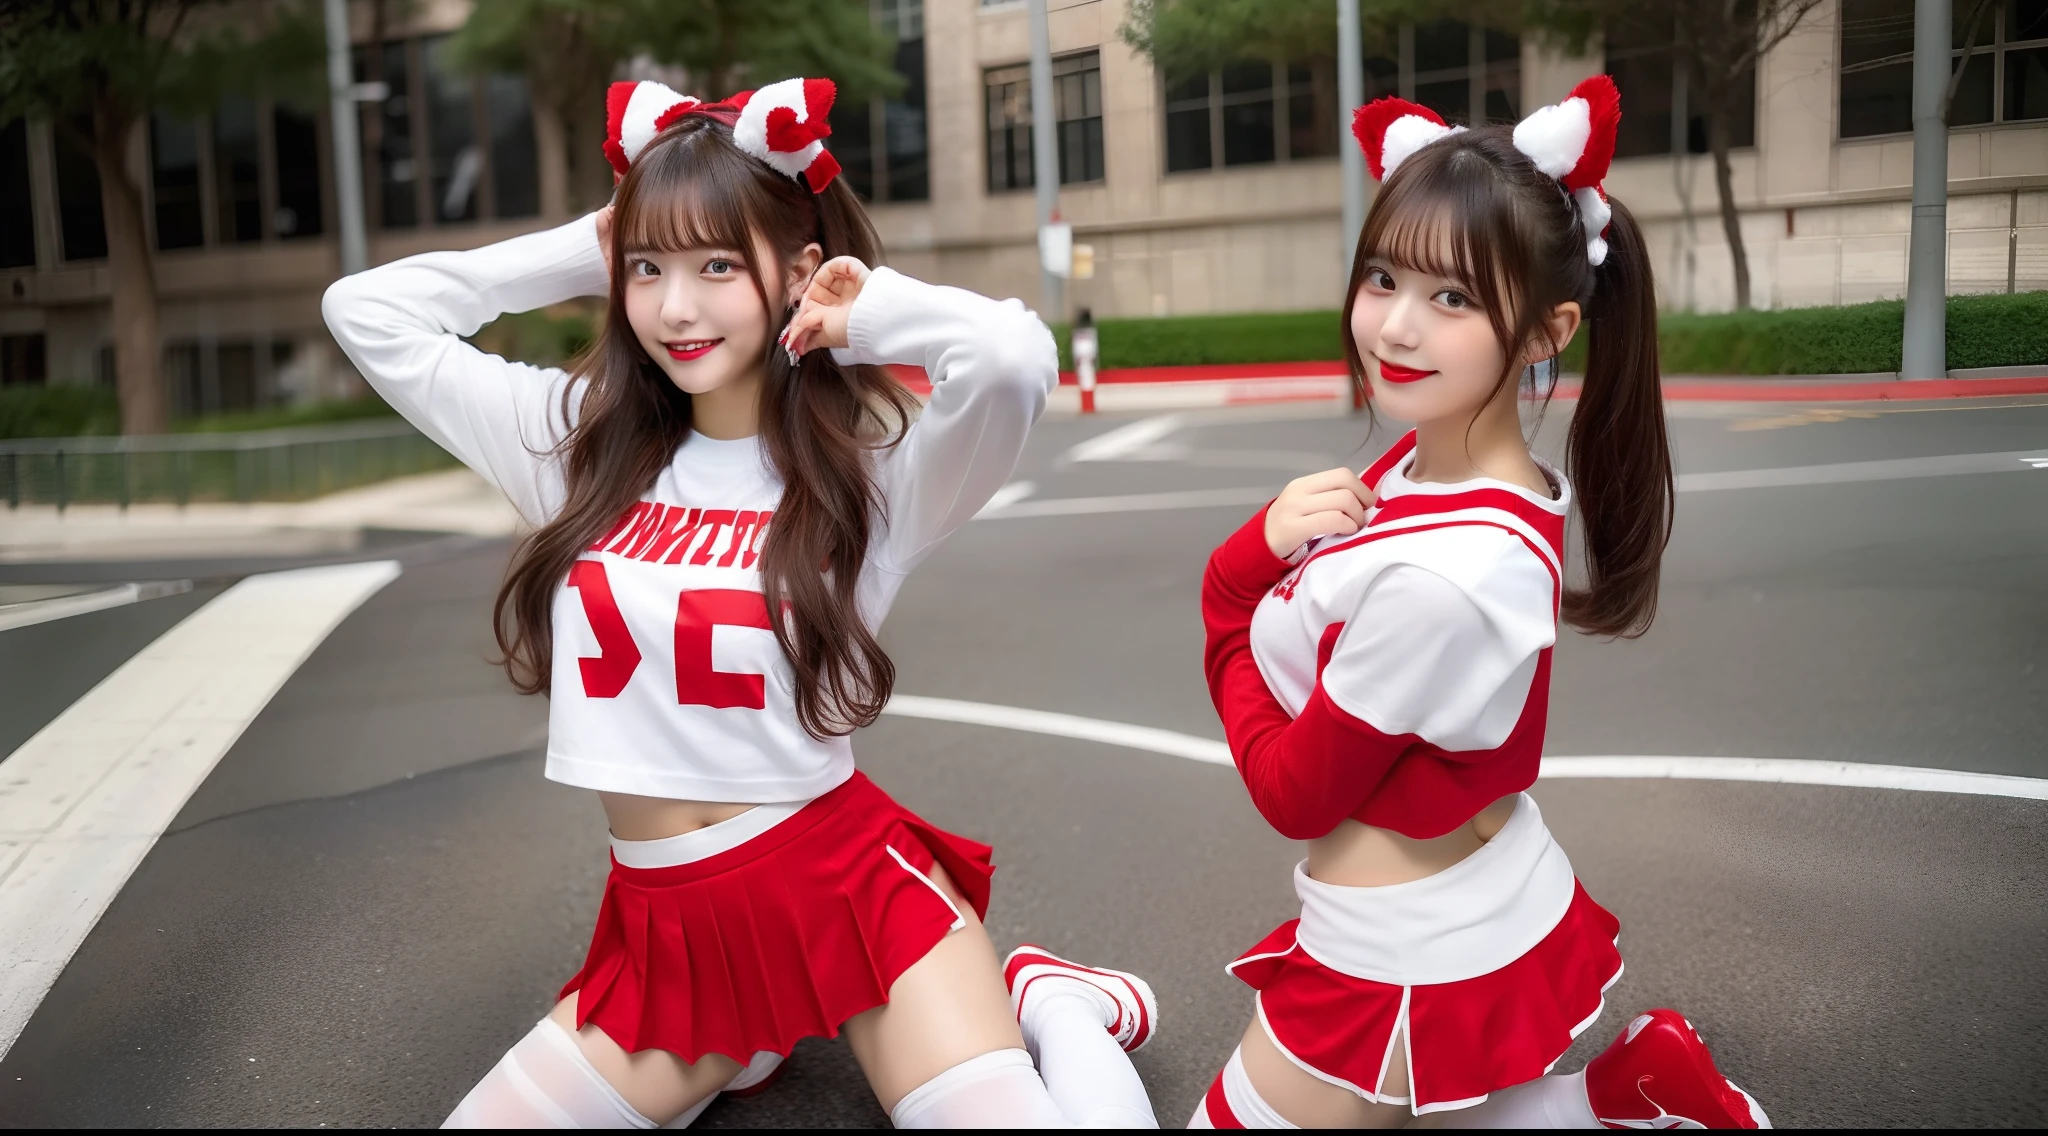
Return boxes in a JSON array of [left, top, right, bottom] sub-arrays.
[[617, 122, 779, 269]]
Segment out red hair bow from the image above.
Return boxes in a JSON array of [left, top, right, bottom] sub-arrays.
[[603, 76, 843, 194]]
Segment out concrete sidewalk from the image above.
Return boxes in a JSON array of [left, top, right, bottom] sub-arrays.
[[0, 468, 521, 564]]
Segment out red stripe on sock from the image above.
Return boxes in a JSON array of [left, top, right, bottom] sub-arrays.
[[1204, 1071, 1245, 1128]]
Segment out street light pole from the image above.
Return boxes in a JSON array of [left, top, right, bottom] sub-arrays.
[[1028, 0, 1063, 320], [1902, 0, 1950, 380], [1337, 0, 1366, 273], [323, 0, 368, 276]]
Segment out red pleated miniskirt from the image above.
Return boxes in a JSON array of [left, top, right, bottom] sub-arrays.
[[558, 771, 994, 1066], [1228, 794, 1622, 1115]]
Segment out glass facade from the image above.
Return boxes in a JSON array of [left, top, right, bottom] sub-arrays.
[[0, 118, 32, 269], [150, 114, 205, 250], [1842, 0, 2048, 138]]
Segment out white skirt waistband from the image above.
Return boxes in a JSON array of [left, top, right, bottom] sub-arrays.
[[610, 799, 812, 869], [1293, 793, 1576, 987]]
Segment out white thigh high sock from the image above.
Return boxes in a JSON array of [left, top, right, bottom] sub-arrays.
[[889, 1048, 1070, 1128], [1187, 1047, 1298, 1129], [1020, 991, 1159, 1127], [1435, 1071, 1601, 1129], [443, 1019, 658, 1129]]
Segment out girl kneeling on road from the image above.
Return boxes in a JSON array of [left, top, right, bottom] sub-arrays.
[[325, 77, 1160, 1129], [1193, 79, 1770, 1130]]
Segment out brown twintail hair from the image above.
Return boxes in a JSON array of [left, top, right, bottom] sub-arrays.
[[1339, 127, 1673, 638], [493, 114, 918, 738]]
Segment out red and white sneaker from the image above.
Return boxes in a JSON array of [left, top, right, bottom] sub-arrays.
[[1585, 1009, 1771, 1129], [722, 1050, 785, 1098], [1003, 944, 1158, 1054]]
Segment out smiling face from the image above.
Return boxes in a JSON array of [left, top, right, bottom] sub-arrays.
[[621, 239, 803, 398], [1348, 249, 1516, 426]]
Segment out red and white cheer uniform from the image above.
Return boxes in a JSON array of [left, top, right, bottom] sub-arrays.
[[1201, 431, 1623, 1116], [324, 213, 1055, 1065]]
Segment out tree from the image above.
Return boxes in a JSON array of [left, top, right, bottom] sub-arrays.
[[0, 1, 320, 434], [447, 0, 903, 217], [1536, 1, 1825, 311], [1122, 0, 1827, 312]]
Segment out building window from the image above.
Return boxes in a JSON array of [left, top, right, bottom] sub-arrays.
[[356, 37, 540, 228], [1286, 62, 1339, 160], [424, 35, 480, 223], [213, 98, 264, 243], [1607, 19, 1757, 157], [273, 104, 326, 238], [1, 334, 46, 387], [1219, 61, 1276, 166], [831, 2, 930, 205], [486, 74, 540, 219], [1055, 52, 1105, 181], [1166, 26, 1509, 176], [984, 51, 1105, 192], [359, 40, 418, 229], [54, 116, 107, 262], [2, 118, 39, 269], [1842, 1, 2048, 138], [152, 115, 205, 250]]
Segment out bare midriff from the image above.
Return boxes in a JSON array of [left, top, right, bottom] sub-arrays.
[[600, 792, 762, 842], [1304, 793, 1518, 888]]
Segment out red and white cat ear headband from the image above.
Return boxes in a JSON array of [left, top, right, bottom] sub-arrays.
[[1350, 75, 1621, 265], [603, 76, 843, 194]]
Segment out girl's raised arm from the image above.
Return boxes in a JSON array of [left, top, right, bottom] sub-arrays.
[[321, 213, 611, 525], [824, 268, 1059, 573]]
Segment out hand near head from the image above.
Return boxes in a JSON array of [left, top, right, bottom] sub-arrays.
[[1265, 468, 1376, 559], [780, 256, 871, 361], [595, 205, 615, 278]]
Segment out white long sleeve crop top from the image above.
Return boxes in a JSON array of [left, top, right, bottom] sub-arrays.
[[323, 214, 1058, 802]]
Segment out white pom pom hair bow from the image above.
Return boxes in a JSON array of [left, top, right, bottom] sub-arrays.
[[603, 76, 843, 194], [1350, 75, 1621, 266]]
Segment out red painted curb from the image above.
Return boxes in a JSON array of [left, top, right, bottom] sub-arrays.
[[893, 361, 2048, 403], [1556, 376, 2048, 402]]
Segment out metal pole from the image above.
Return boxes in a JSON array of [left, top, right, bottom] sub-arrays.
[[1902, 0, 1950, 380], [1027, 0, 1062, 319], [324, 0, 369, 276], [1337, 0, 1365, 271]]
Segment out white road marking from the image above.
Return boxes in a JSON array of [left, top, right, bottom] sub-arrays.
[[976, 486, 1275, 519], [883, 695, 1233, 765], [1060, 413, 1187, 463], [1677, 449, 2048, 492], [0, 580, 193, 633], [0, 560, 401, 1060], [980, 447, 2048, 520], [974, 480, 1037, 517], [878, 695, 2048, 800]]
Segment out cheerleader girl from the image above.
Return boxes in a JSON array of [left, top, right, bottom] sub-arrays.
[[324, 77, 1161, 1129], [1190, 79, 1770, 1129]]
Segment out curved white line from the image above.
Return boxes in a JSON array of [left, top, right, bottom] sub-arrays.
[[878, 695, 2048, 800]]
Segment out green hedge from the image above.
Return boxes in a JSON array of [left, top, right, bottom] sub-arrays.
[[0, 386, 399, 440], [1055, 291, 2048, 375], [440, 291, 2048, 375]]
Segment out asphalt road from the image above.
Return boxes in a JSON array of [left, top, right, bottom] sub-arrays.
[[2, 396, 2045, 1128]]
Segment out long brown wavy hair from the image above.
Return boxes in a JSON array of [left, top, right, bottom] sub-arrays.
[[493, 113, 918, 738], [1340, 127, 1674, 638]]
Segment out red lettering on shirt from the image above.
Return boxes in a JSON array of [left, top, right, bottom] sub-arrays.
[[638, 506, 702, 563], [567, 560, 642, 697], [674, 589, 775, 709], [742, 510, 772, 570], [591, 503, 647, 552], [688, 510, 738, 566], [606, 503, 666, 555], [717, 511, 760, 568]]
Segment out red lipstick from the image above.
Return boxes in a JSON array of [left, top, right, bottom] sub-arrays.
[[1376, 359, 1436, 384], [665, 339, 720, 362]]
